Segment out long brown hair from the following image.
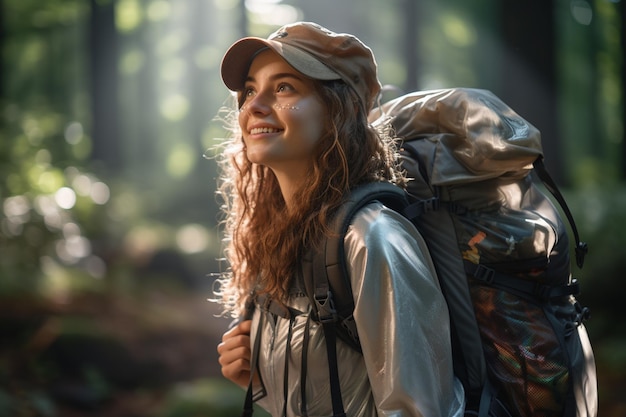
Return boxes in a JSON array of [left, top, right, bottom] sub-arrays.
[[214, 80, 404, 317]]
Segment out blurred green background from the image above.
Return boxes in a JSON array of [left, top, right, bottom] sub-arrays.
[[0, 0, 624, 416]]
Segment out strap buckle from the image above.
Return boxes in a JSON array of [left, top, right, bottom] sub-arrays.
[[314, 290, 338, 323], [473, 264, 495, 284], [403, 197, 440, 220]]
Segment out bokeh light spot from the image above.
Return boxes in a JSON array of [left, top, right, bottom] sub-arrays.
[[160, 94, 190, 121], [571, 0, 593, 25], [176, 224, 209, 254], [65, 122, 84, 145], [116, 0, 143, 33], [91, 182, 111, 205], [167, 143, 195, 178], [55, 187, 76, 210]]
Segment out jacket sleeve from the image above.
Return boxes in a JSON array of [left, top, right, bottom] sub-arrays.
[[345, 203, 465, 417]]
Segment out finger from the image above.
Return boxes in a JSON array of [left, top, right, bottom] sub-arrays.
[[238, 319, 252, 332], [222, 319, 252, 342], [217, 333, 251, 355], [220, 355, 253, 388], [218, 345, 251, 367]]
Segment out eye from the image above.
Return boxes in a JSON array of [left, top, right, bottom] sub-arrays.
[[277, 83, 295, 93], [243, 86, 256, 98]]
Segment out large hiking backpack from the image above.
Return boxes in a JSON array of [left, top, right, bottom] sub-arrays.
[[303, 88, 598, 417]]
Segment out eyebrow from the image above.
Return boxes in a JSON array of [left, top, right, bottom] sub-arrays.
[[244, 72, 305, 85]]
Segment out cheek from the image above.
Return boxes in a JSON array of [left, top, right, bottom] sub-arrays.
[[291, 101, 326, 147], [311, 124, 326, 149], [238, 111, 250, 145], [296, 118, 324, 148], [237, 111, 247, 131]]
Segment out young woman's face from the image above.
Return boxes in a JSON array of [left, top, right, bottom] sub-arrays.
[[238, 49, 326, 179]]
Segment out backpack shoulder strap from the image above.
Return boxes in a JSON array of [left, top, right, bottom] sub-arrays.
[[304, 182, 408, 348], [532, 157, 588, 268], [301, 182, 408, 417]]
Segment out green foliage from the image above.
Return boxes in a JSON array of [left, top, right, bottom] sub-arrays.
[[0, 102, 110, 294], [0, 0, 107, 296], [157, 379, 270, 417]]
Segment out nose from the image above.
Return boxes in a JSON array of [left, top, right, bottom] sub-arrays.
[[241, 90, 272, 116]]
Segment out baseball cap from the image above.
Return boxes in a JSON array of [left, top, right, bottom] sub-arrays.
[[220, 22, 381, 111]]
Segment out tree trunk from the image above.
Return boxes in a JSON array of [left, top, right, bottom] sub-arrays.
[[0, 0, 4, 101], [402, 0, 419, 92], [618, 0, 626, 180], [237, 0, 248, 37], [499, 0, 564, 184], [88, 0, 121, 171]]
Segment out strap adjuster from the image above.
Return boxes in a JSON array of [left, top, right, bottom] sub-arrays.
[[473, 264, 495, 284], [314, 290, 338, 323], [403, 197, 440, 220]]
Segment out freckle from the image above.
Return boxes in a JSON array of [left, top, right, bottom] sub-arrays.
[[273, 104, 299, 111]]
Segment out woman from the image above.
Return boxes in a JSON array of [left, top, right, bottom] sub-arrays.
[[215, 21, 465, 417]]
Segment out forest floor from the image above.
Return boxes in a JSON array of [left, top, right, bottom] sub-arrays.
[[0, 289, 247, 417]]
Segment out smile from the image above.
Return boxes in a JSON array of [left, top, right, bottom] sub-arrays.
[[250, 127, 282, 135]]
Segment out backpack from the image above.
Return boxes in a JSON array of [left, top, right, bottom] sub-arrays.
[[302, 88, 598, 417]]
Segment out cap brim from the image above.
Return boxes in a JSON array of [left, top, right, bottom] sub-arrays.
[[220, 37, 341, 92]]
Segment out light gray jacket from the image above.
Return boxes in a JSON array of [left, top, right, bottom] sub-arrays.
[[249, 202, 465, 417]]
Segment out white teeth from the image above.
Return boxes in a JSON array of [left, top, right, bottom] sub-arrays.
[[250, 127, 280, 135]]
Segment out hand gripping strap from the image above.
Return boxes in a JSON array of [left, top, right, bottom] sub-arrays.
[[242, 310, 263, 417]]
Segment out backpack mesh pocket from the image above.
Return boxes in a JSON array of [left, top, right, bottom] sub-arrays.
[[470, 285, 571, 417]]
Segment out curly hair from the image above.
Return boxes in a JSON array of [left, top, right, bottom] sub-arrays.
[[214, 80, 405, 317]]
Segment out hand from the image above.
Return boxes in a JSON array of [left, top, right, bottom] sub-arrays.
[[217, 319, 255, 388]]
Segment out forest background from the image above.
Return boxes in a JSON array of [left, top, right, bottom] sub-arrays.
[[1, 0, 624, 416]]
